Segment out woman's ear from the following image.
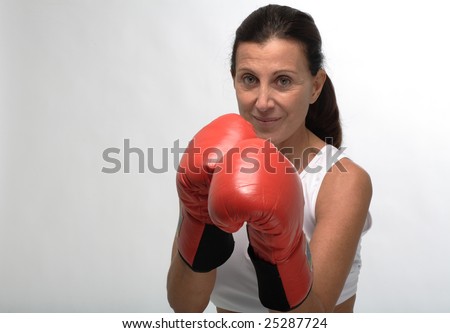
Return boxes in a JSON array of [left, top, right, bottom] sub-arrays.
[[310, 69, 327, 104]]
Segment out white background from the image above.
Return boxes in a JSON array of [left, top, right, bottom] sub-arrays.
[[1, 0, 449, 312]]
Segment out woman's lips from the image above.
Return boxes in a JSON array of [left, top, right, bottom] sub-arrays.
[[252, 115, 282, 128]]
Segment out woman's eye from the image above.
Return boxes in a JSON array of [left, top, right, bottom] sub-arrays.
[[277, 76, 291, 87], [242, 75, 257, 85]]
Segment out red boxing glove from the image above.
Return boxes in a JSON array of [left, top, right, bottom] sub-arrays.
[[209, 138, 312, 311], [176, 114, 256, 272]]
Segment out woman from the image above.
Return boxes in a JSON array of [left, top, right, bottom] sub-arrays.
[[167, 4, 372, 313]]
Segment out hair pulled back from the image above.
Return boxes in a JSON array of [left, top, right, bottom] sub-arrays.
[[231, 5, 342, 148]]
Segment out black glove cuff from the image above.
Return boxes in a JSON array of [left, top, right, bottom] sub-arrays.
[[180, 224, 234, 273]]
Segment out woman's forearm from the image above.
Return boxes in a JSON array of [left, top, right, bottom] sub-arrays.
[[167, 252, 216, 312]]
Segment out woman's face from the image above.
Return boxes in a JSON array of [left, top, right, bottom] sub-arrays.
[[233, 38, 325, 149]]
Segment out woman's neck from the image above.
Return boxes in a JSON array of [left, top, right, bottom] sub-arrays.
[[276, 128, 325, 173]]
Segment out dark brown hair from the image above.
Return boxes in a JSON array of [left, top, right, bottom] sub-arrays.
[[231, 5, 342, 148]]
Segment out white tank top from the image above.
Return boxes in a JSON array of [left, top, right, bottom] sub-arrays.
[[210, 145, 372, 312]]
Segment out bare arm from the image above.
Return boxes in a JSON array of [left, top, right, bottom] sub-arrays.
[[166, 208, 216, 312], [286, 158, 372, 313]]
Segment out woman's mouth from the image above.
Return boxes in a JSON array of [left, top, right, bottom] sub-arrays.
[[252, 115, 282, 129]]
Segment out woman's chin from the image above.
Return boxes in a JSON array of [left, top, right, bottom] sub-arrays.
[[254, 131, 270, 140], [254, 132, 280, 146]]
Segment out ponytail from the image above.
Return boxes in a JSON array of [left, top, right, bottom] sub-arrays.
[[305, 76, 342, 148]]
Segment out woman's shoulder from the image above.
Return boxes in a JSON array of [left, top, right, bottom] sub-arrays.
[[309, 134, 371, 192], [316, 157, 372, 226], [301, 134, 372, 211], [331, 158, 372, 192]]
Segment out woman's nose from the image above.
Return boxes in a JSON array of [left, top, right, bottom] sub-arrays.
[[255, 86, 275, 112]]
